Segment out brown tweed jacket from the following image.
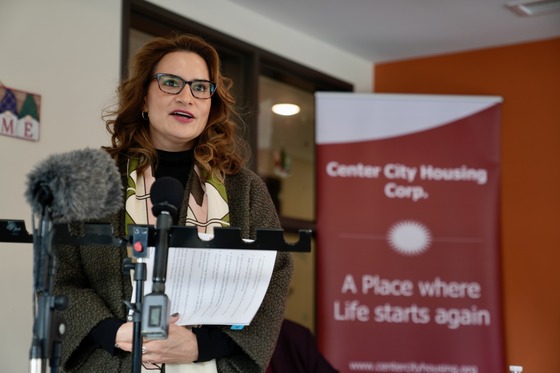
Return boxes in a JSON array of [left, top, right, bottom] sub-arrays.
[[53, 163, 293, 373]]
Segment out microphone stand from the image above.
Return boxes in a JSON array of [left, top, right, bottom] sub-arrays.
[[123, 226, 149, 373], [124, 208, 174, 373], [122, 259, 146, 373], [29, 206, 67, 373], [124, 209, 173, 372], [142, 210, 173, 339], [124, 177, 178, 373]]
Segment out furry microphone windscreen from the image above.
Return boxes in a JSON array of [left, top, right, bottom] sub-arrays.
[[25, 148, 123, 223]]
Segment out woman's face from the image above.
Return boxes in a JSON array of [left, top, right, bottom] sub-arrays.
[[143, 51, 212, 151]]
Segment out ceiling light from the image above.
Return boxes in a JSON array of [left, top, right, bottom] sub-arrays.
[[272, 103, 301, 116], [506, 0, 560, 16]]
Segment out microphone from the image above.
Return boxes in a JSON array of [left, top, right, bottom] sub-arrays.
[[142, 176, 183, 339], [151, 176, 184, 224], [25, 148, 123, 222], [24, 149, 123, 371], [150, 176, 183, 291]]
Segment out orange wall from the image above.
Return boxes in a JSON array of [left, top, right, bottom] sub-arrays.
[[374, 37, 560, 373]]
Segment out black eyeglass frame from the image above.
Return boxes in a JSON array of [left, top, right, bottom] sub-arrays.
[[152, 73, 217, 99]]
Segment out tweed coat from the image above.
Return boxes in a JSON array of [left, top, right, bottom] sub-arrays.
[[53, 161, 294, 373]]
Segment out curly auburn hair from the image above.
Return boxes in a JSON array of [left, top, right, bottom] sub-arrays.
[[102, 34, 249, 177]]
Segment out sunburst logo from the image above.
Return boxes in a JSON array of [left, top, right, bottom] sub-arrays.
[[387, 220, 432, 256]]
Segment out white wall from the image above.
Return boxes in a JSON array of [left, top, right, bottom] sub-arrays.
[[0, 1, 121, 371], [0, 1, 372, 371]]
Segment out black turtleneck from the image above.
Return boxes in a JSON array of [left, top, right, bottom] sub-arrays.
[[153, 148, 194, 188]]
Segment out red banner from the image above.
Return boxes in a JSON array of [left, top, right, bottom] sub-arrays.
[[316, 93, 505, 373]]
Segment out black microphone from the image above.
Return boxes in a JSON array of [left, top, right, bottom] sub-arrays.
[[142, 176, 183, 340], [150, 176, 183, 292], [151, 176, 183, 223], [25, 148, 123, 222]]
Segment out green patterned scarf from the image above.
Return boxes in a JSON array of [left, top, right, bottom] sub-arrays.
[[125, 157, 230, 236]]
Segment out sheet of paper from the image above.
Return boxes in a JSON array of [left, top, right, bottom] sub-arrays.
[[141, 237, 277, 326]]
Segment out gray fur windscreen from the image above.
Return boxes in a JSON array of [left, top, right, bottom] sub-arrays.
[[25, 148, 123, 222]]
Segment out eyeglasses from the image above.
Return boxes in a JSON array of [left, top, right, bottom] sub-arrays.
[[153, 73, 216, 99]]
